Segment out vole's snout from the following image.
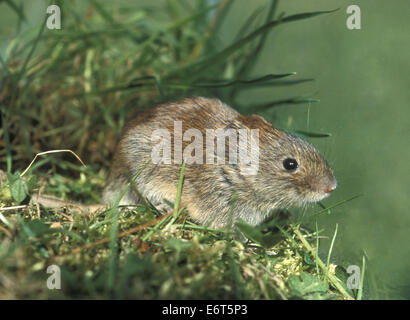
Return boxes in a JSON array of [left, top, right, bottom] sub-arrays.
[[321, 173, 337, 195], [324, 181, 337, 194], [307, 174, 337, 200]]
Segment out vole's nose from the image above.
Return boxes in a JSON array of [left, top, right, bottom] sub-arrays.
[[324, 182, 337, 194]]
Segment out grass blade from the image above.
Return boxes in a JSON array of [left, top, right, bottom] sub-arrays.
[[1, 110, 12, 173], [233, 0, 278, 82], [315, 220, 320, 276], [291, 129, 332, 138], [293, 226, 353, 300], [106, 204, 119, 295], [357, 255, 366, 300], [280, 8, 339, 24], [165, 160, 186, 228], [4, 0, 26, 21], [242, 96, 319, 112], [204, 0, 234, 50], [166, 8, 338, 78], [232, 6, 265, 42], [191, 73, 294, 88], [112, 2, 220, 68], [326, 224, 338, 278], [300, 194, 362, 222]]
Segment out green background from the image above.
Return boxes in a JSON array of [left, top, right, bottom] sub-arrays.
[[1, 0, 409, 299], [231, 0, 410, 299]]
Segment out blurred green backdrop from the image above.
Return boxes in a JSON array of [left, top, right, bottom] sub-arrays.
[[0, 0, 409, 299], [228, 0, 410, 299]]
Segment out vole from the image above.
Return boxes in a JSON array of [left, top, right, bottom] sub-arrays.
[[102, 97, 336, 228]]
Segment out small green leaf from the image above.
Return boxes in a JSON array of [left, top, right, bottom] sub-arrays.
[[165, 238, 191, 252], [25, 219, 51, 237], [236, 218, 284, 248], [25, 175, 38, 191], [10, 177, 27, 203], [289, 272, 329, 298], [236, 218, 265, 244], [7, 171, 20, 184], [304, 251, 315, 265]]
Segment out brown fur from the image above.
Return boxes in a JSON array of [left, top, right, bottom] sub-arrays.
[[102, 97, 336, 228]]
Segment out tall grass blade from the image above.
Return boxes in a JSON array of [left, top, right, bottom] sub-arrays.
[[243, 96, 319, 112], [357, 255, 366, 300], [326, 224, 338, 278], [167, 8, 338, 78], [1, 110, 12, 173], [300, 194, 362, 222], [234, 0, 278, 80], [4, 0, 26, 21]]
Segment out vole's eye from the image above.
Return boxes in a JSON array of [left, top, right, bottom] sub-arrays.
[[283, 158, 298, 172]]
